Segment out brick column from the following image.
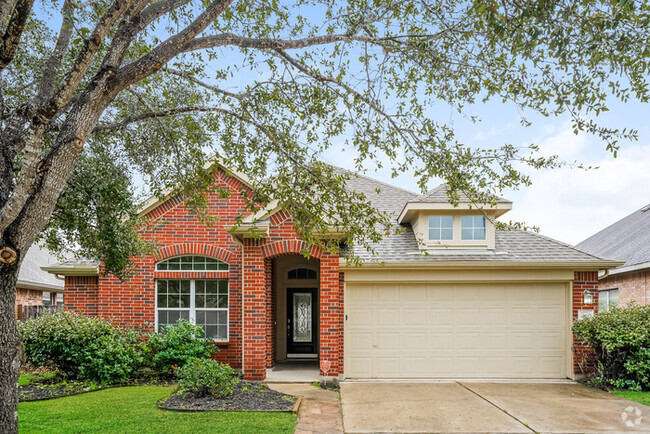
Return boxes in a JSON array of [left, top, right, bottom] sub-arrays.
[[242, 239, 267, 380], [572, 271, 599, 375], [319, 251, 342, 376]]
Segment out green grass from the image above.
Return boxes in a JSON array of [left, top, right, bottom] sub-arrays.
[[18, 372, 56, 386], [19, 386, 296, 433], [613, 390, 650, 406]]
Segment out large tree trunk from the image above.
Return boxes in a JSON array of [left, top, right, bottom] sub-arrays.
[[0, 264, 21, 434]]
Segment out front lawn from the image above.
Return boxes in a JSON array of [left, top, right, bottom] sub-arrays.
[[613, 390, 650, 406], [19, 386, 296, 433]]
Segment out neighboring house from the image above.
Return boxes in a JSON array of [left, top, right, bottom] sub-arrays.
[[16, 246, 64, 320], [43, 165, 621, 381], [576, 203, 650, 310]]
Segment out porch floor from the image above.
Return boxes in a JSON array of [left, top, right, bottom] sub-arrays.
[[265, 362, 320, 383]]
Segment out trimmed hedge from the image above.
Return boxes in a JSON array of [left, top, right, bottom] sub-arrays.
[[572, 304, 650, 391], [177, 358, 237, 397]]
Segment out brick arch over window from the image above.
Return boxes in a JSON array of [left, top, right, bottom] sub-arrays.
[[153, 244, 234, 264], [261, 240, 323, 259]]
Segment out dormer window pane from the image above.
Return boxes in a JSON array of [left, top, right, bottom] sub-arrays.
[[429, 216, 453, 240], [461, 216, 486, 240]]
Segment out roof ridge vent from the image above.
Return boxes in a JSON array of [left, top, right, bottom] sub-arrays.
[[641, 204, 650, 212]]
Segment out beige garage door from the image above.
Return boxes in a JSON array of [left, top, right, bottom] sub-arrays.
[[345, 282, 568, 379]]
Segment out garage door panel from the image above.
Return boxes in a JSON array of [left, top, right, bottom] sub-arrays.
[[345, 282, 568, 379]]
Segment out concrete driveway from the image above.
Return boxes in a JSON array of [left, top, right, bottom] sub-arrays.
[[340, 382, 650, 433]]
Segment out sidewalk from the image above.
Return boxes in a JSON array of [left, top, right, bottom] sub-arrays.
[[268, 383, 344, 433]]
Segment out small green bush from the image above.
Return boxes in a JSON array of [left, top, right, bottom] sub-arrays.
[[18, 311, 141, 384], [572, 304, 650, 391], [146, 320, 218, 375], [177, 358, 237, 397]]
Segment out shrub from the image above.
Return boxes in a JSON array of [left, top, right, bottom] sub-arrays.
[[146, 320, 218, 375], [177, 358, 237, 397], [18, 311, 141, 384], [572, 304, 650, 391]]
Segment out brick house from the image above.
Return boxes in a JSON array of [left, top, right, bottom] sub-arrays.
[[44, 165, 620, 381], [576, 203, 650, 309], [16, 246, 64, 320]]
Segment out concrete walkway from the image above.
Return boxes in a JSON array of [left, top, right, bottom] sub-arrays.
[[341, 382, 650, 433], [269, 383, 344, 433]]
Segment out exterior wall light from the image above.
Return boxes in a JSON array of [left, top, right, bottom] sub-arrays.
[[583, 289, 594, 305]]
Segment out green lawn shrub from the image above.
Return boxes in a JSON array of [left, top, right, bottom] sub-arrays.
[[18, 311, 142, 384], [146, 320, 218, 376], [572, 304, 650, 391], [177, 358, 237, 397]]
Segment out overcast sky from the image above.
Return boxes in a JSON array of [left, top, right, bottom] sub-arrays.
[[322, 99, 650, 247]]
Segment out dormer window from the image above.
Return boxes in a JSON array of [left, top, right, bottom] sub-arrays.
[[429, 216, 453, 241], [461, 215, 486, 240]]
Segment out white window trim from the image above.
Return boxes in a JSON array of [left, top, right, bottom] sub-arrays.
[[155, 255, 228, 271], [155, 279, 229, 342]]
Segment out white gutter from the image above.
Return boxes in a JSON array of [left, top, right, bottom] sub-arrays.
[[607, 261, 650, 276], [339, 259, 626, 271]]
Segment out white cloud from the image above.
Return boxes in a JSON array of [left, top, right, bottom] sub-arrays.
[[505, 129, 650, 245]]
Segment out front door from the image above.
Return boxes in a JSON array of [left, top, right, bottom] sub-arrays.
[[287, 288, 317, 355]]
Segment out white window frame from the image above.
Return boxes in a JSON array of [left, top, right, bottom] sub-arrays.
[[429, 215, 454, 241], [461, 215, 487, 240], [598, 288, 619, 312], [155, 279, 229, 342], [155, 255, 228, 271]]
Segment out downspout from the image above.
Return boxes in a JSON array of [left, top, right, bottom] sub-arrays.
[[231, 235, 245, 378]]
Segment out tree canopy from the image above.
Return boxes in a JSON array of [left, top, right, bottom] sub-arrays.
[[2, 0, 648, 279]]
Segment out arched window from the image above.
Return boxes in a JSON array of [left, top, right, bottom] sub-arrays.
[[288, 268, 317, 280], [155, 255, 229, 341], [156, 255, 228, 271]]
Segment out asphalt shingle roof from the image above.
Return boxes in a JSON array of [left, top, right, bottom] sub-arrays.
[[576, 204, 650, 268], [338, 168, 612, 264], [414, 184, 511, 204], [18, 246, 65, 291]]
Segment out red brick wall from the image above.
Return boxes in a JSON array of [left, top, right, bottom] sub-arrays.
[[599, 270, 649, 306], [64, 276, 99, 316], [572, 271, 599, 375]]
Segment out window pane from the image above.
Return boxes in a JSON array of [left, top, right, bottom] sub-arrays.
[[218, 295, 228, 309], [440, 216, 453, 229], [157, 293, 167, 308], [461, 228, 473, 240], [473, 228, 486, 240], [430, 216, 440, 227], [429, 228, 440, 240], [168, 281, 179, 295], [167, 294, 179, 308], [440, 229, 453, 240], [610, 290, 619, 307], [180, 280, 191, 294], [180, 294, 191, 308], [598, 291, 608, 311]]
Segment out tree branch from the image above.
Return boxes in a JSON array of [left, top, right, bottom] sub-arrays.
[[45, 0, 137, 117], [0, 0, 35, 70], [162, 67, 244, 100], [115, 0, 234, 89], [92, 105, 243, 133], [36, 0, 75, 104]]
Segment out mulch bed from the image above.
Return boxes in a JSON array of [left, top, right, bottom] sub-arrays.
[[20, 382, 87, 401], [19, 378, 175, 402], [158, 380, 297, 412]]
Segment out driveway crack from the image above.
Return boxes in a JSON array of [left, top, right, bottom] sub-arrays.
[[456, 382, 538, 433]]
